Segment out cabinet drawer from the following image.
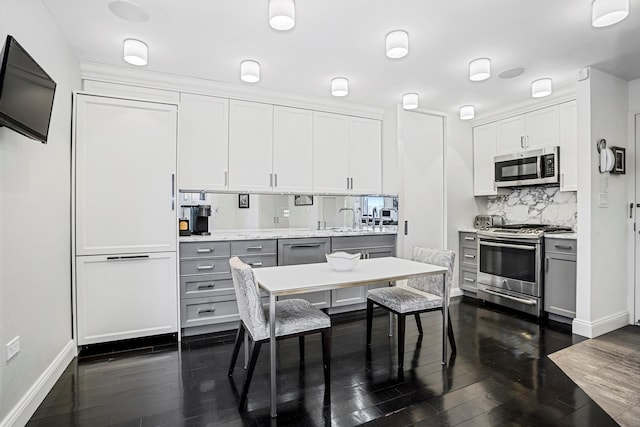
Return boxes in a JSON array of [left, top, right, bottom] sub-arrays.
[[331, 234, 396, 251], [459, 232, 477, 247], [231, 239, 277, 255], [278, 237, 330, 265], [181, 296, 239, 328], [180, 275, 234, 299], [235, 254, 277, 268], [180, 258, 231, 276], [461, 246, 478, 267], [545, 238, 576, 255], [180, 241, 230, 258], [460, 268, 477, 293]]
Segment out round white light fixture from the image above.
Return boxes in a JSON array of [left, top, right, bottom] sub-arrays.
[[460, 105, 475, 120], [240, 60, 260, 83], [469, 58, 491, 81], [331, 77, 349, 97], [531, 78, 552, 98], [108, 0, 149, 22], [123, 39, 148, 66], [269, 0, 295, 31], [592, 0, 629, 27], [385, 30, 409, 59], [402, 93, 419, 110]]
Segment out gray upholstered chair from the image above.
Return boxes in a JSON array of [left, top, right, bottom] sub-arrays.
[[366, 247, 456, 368], [227, 256, 331, 408]]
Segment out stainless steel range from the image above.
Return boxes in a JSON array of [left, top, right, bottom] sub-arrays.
[[476, 224, 572, 317]]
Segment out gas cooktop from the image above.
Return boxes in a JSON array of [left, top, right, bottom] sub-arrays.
[[477, 223, 573, 239]]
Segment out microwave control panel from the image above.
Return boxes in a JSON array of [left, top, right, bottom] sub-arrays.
[[541, 154, 555, 178]]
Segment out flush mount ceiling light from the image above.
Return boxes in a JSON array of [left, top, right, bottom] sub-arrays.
[[531, 78, 552, 98], [460, 105, 475, 120], [469, 58, 491, 81], [108, 0, 149, 22], [385, 30, 409, 59], [402, 93, 419, 110], [123, 39, 148, 66], [331, 77, 349, 97], [240, 60, 260, 83], [269, 0, 295, 31], [592, 0, 629, 27]]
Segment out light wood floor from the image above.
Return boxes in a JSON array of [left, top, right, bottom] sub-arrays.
[[549, 325, 640, 427]]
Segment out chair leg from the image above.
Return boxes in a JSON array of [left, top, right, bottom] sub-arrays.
[[299, 336, 305, 365], [414, 313, 423, 335], [228, 323, 245, 377], [366, 300, 374, 347], [321, 329, 331, 387], [238, 340, 261, 409], [447, 312, 457, 355], [397, 314, 406, 369]]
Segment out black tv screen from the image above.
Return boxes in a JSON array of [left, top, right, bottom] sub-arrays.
[[0, 35, 56, 144]]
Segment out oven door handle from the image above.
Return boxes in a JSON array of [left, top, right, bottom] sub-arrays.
[[482, 288, 537, 306], [479, 241, 536, 251]]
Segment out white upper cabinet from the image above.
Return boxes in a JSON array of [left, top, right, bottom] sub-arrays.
[[496, 105, 559, 154], [473, 122, 498, 196], [74, 94, 178, 255], [272, 106, 313, 193], [313, 112, 382, 194], [559, 100, 577, 192], [228, 100, 274, 192], [178, 93, 229, 191]]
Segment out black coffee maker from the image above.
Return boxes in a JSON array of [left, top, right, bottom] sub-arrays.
[[188, 205, 211, 235]]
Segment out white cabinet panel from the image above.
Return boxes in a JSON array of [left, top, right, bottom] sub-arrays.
[[228, 100, 273, 192], [313, 111, 350, 193], [525, 105, 559, 150], [76, 253, 178, 345], [559, 101, 577, 192], [496, 115, 525, 154], [178, 93, 229, 191], [473, 123, 497, 196], [349, 117, 382, 194], [75, 94, 177, 255], [273, 106, 313, 193]]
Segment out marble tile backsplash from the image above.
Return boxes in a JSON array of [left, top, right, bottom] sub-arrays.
[[486, 187, 577, 229]]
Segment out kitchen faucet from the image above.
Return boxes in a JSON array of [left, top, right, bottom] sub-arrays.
[[338, 207, 356, 229]]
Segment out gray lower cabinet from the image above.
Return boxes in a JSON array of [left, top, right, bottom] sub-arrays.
[[330, 234, 396, 310], [278, 237, 331, 308], [458, 231, 478, 295], [544, 237, 577, 321]]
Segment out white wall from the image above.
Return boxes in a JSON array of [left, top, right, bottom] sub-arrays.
[[0, 0, 80, 424], [574, 68, 629, 337]]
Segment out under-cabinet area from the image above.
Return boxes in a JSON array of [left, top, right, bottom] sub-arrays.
[[179, 232, 396, 335]]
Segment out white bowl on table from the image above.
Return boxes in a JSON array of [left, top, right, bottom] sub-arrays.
[[326, 251, 361, 271]]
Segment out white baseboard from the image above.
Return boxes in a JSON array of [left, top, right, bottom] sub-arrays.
[[572, 310, 630, 338], [450, 287, 463, 298], [1, 339, 76, 427]]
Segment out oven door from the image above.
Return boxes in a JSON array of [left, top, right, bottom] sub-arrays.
[[477, 237, 541, 297]]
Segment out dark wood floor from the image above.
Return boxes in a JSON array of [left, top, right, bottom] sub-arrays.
[[27, 297, 619, 426]]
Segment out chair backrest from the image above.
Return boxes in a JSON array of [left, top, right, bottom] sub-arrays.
[[229, 256, 268, 340], [407, 247, 455, 298]]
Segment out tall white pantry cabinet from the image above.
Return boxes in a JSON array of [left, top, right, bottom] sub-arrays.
[[74, 94, 178, 345]]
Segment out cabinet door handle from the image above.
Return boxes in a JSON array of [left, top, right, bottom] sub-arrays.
[[464, 277, 475, 282], [224, 170, 228, 187], [197, 284, 215, 290], [464, 236, 476, 241], [107, 255, 150, 260], [270, 173, 273, 187], [346, 177, 350, 190], [404, 220, 408, 236], [290, 244, 322, 248], [274, 173, 278, 188], [464, 254, 476, 259], [198, 308, 215, 315], [350, 177, 354, 189], [554, 244, 573, 250], [545, 257, 549, 272], [246, 246, 263, 250], [249, 262, 263, 267], [197, 248, 213, 253], [520, 136, 525, 148], [197, 264, 215, 270], [171, 173, 175, 210]]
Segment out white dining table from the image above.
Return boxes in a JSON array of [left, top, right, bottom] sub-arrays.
[[253, 256, 449, 418]]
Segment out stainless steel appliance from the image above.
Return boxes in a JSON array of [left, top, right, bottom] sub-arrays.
[[186, 205, 211, 235], [476, 224, 571, 316], [494, 146, 559, 188], [473, 214, 503, 229]]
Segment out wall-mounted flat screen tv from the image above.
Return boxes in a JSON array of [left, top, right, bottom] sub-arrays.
[[0, 35, 57, 144]]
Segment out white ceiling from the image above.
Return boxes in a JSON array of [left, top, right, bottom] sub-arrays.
[[41, 0, 640, 116]]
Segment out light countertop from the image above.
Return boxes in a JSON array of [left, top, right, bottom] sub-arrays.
[[180, 226, 398, 242]]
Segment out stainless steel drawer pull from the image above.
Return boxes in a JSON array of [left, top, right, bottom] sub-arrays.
[[249, 262, 263, 267], [464, 254, 476, 259], [464, 237, 476, 241], [107, 255, 149, 260], [464, 277, 475, 282], [290, 244, 322, 248], [197, 265, 215, 270], [197, 248, 213, 253], [197, 284, 215, 290], [198, 308, 215, 315], [246, 246, 263, 250], [554, 244, 573, 250]]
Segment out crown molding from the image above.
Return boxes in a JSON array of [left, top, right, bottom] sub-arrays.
[[471, 85, 577, 126], [79, 62, 385, 119]]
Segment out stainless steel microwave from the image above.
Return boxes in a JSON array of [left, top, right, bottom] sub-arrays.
[[494, 146, 559, 188]]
